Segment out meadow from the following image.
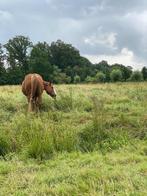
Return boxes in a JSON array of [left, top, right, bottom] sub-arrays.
[[0, 83, 147, 195]]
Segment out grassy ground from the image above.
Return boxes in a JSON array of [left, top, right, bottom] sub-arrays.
[[0, 83, 147, 195]]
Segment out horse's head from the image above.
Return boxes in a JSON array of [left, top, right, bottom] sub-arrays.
[[43, 81, 56, 98]]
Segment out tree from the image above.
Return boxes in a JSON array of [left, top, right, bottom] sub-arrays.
[[29, 42, 53, 81], [4, 35, 32, 74], [6, 66, 23, 84], [0, 44, 6, 84], [56, 72, 71, 84], [141, 67, 147, 80], [50, 40, 80, 70], [111, 64, 132, 81], [51, 65, 71, 84], [129, 71, 143, 81], [110, 69, 123, 82], [94, 72, 106, 83], [95, 61, 110, 82], [76, 57, 93, 81]]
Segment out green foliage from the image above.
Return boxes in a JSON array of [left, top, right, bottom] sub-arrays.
[[0, 44, 6, 85], [129, 71, 143, 81], [75, 57, 93, 81], [85, 76, 95, 83], [54, 72, 71, 84], [141, 66, 147, 80], [94, 72, 106, 83], [0, 35, 145, 85], [4, 35, 32, 74], [95, 60, 110, 82], [111, 64, 132, 81], [74, 75, 81, 83], [110, 69, 123, 82], [29, 42, 53, 81], [50, 40, 80, 70], [6, 66, 24, 85]]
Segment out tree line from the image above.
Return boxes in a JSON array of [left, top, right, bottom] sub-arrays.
[[0, 35, 147, 85]]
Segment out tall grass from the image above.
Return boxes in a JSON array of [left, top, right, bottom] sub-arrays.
[[0, 84, 147, 195], [0, 95, 128, 159], [79, 96, 129, 152], [0, 84, 146, 159]]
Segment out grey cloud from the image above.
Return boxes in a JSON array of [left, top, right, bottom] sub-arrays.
[[0, 0, 147, 67]]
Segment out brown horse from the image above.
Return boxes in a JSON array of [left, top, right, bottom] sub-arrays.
[[22, 73, 56, 112]]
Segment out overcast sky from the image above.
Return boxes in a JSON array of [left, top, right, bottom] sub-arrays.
[[0, 0, 147, 69]]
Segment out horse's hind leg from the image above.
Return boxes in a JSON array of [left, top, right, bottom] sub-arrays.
[[36, 96, 42, 112], [28, 100, 33, 112], [28, 97, 36, 112], [34, 97, 39, 113], [27, 96, 32, 112]]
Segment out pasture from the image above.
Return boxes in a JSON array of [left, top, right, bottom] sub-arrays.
[[0, 83, 147, 195]]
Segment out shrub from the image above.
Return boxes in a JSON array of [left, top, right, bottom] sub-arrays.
[[74, 75, 81, 83], [129, 71, 143, 81], [54, 73, 71, 84], [85, 76, 95, 83], [110, 69, 123, 82], [94, 72, 106, 83]]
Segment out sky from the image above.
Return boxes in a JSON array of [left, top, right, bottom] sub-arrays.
[[0, 0, 147, 69]]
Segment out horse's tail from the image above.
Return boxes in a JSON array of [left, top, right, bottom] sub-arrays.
[[28, 74, 37, 112]]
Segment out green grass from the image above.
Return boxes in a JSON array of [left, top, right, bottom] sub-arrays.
[[0, 83, 147, 195]]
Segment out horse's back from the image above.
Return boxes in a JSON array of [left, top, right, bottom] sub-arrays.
[[22, 73, 44, 97]]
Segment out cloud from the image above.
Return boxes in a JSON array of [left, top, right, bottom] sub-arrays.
[[84, 48, 146, 69], [84, 27, 117, 50], [0, 0, 147, 68]]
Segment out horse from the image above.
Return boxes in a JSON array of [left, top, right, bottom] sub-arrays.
[[22, 73, 56, 112]]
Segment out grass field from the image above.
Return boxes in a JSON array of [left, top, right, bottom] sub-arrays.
[[0, 83, 147, 195]]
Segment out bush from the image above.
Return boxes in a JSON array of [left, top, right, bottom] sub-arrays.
[[74, 75, 81, 83], [54, 72, 71, 84], [85, 76, 95, 83], [110, 69, 123, 82], [94, 72, 106, 83], [129, 71, 143, 81]]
